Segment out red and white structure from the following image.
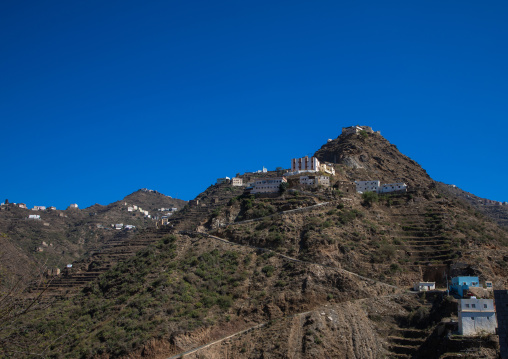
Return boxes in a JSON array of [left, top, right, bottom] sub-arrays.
[[291, 156, 320, 173]]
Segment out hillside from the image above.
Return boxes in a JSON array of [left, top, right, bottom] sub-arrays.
[[0, 189, 186, 287], [314, 131, 434, 191], [436, 182, 508, 229], [2, 130, 508, 358]]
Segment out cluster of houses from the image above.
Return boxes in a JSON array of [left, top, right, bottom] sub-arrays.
[[125, 202, 151, 218], [414, 276, 498, 336], [341, 125, 381, 136], [112, 223, 136, 230], [212, 126, 409, 196], [355, 180, 408, 194]]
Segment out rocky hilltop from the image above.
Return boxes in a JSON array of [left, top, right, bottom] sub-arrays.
[[2, 130, 507, 359], [315, 130, 433, 190]]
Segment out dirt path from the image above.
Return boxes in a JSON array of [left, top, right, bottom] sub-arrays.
[[166, 292, 412, 359]]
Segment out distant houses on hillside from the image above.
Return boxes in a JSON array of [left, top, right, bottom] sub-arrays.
[[355, 180, 408, 194]]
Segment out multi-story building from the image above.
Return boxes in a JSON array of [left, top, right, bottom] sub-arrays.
[[355, 181, 380, 193], [299, 176, 330, 187], [458, 298, 497, 336], [291, 156, 320, 173], [232, 177, 244, 186], [32, 206, 46, 211], [251, 177, 287, 194], [379, 183, 408, 193], [355, 180, 408, 194]]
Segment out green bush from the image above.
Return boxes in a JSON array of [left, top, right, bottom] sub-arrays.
[[362, 191, 378, 206], [262, 265, 275, 277]]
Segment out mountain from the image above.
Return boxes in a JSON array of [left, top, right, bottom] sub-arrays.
[[2, 131, 507, 359], [0, 189, 186, 286], [314, 130, 434, 191], [435, 182, 508, 229]]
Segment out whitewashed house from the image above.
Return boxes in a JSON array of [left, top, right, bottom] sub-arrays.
[[69, 203, 78, 209], [458, 298, 497, 336], [414, 282, 436, 291], [32, 206, 46, 211], [251, 177, 287, 194], [125, 225, 136, 230], [320, 163, 335, 175], [18, 203, 27, 209], [232, 177, 244, 186], [128, 207, 134, 212], [28, 214, 41, 220], [379, 183, 408, 193], [291, 156, 320, 173], [355, 181, 380, 193], [115, 223, 123, 230]]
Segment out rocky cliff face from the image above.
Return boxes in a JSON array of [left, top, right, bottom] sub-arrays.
[[314, 132, 433, 190]]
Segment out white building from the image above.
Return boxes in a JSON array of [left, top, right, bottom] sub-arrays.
[[133, 205, 138, 210], [48, 206, 56, 210], [69, 203, 78, 209], [355, 181, 380, 193], [291, 156, 320, 173], [251, 177, 287, 194], [115, 223, 124, 230], [18, 203, 27, 209], [125, 225, 136, 230], [458, 298, 497, 336], [32, 206, 46, 211], [128, 207, 134, 212], [300, 176, 316, 186], [28, 214, 41, 220], [171, 207, 178, 212], [299, 175, 331, 187], [414, 282, 436, 291], [320, 163, 335, 175], [232, 177, 244, 186], [379, 183, 408, 193], [217, 177, 231, 185]]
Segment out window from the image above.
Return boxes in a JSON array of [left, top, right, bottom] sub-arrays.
[[484, 304, 488, 308], [472, 317, 475, 320], [466, 304, 470, 308], [472, 304, 476, 308]]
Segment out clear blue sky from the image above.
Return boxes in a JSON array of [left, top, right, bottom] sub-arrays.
[[1, 1, 507, 209]]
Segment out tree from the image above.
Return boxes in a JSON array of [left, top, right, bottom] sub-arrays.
[[361, 191, 378, 206], [279, 182, 289, 194]]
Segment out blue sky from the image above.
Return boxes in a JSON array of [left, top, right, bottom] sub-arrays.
[[1, 1, 507, 209]]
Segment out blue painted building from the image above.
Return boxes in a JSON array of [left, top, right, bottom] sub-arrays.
[[450, 276, 480, 297]]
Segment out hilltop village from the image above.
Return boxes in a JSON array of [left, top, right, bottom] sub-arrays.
[[213, 126, 408, 198], [2, 125, 508, 359]]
